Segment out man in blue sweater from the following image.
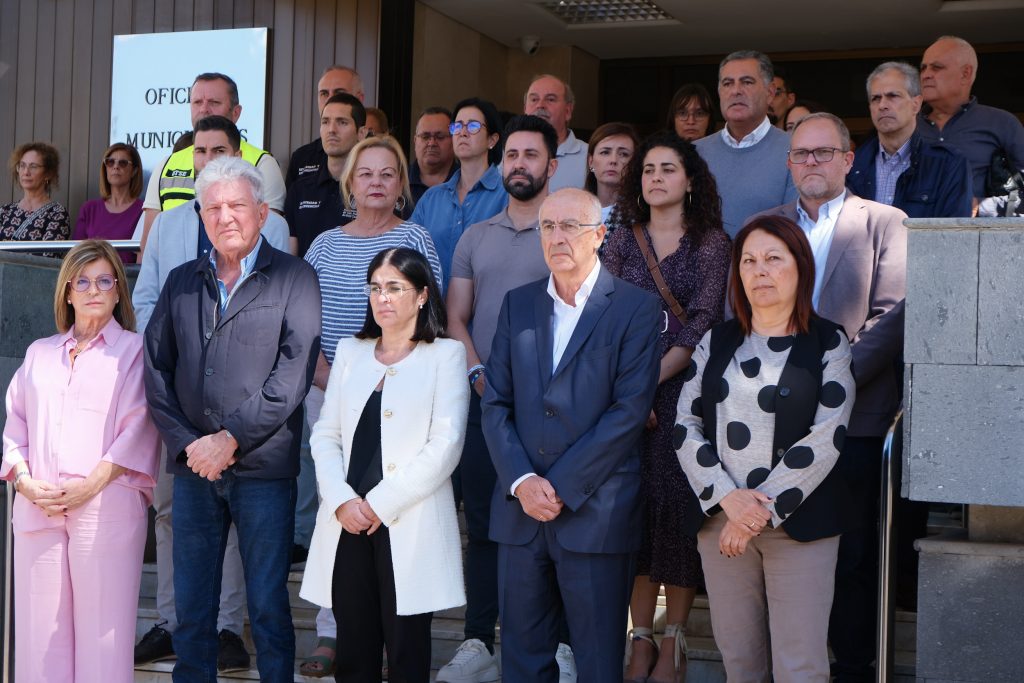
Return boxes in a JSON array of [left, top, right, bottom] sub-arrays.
[[847, 61, 972, 218], [695, 50, 796, 237]]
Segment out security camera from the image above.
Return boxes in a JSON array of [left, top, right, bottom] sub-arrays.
[[520, 36, 540, 56]]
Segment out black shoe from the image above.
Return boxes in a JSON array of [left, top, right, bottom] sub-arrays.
[[291, 543, 309, 570], [217, 629, 251, 673], [134, 623, 175, 665]]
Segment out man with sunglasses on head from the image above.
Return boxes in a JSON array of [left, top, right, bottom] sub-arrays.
[[132, 115, 290, 673], [753, 112, 907, 683], [410, 107, 457, 203], [411, 97, 508, 293]]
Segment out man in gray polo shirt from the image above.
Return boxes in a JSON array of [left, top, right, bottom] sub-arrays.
[[437, 114, 566, 682]]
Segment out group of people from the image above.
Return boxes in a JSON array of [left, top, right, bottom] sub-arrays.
[[2, 32, 1023, 683]]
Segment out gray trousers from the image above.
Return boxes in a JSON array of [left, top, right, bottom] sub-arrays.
[[153, 447, 247, 634], [697, 513, 839, 683]]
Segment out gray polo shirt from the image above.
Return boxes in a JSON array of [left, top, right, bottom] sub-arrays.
[[450, 208, 549, 363]]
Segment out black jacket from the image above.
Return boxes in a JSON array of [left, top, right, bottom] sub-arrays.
[[144, 239, 321, 479], [847, 130, 972, 219]]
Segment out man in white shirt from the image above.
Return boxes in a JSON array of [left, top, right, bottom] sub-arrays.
[[524, 74, 588, 192]]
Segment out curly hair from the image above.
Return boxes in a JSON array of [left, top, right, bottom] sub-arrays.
[[613, 131, 723, 246]]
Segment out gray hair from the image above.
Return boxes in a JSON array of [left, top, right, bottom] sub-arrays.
[[195, 156, 265, 206], [790, 112, 852, 152], [525, 74, 576, 106], [866, 61, 921, 98], [719, 50, 774, 86]]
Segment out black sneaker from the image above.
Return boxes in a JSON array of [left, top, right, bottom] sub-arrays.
[[134, 623, 175, 664], [291, 543, 309, 570], [217, 629, 251, 673]]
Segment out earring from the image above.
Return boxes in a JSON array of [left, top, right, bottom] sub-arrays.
[[418, 303, 424, 310], [589, 167, 595, 173], [687, 192, 693, 208], [637, 195, 646, 209], [395, 196, 407, 212]]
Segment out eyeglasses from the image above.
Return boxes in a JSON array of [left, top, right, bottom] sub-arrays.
[[104, 157, 133, 169], [16, 162, 43, 172], [69, 274, 117, 292], [788, 147, 846, 164], [449, 121, 484, 136], [415, 132, 450, 143], [363, 284, 419, 299], [537, 220, 601, 237], [675, 108, 709, 121]]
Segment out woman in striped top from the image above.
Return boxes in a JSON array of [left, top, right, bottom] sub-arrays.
[[300, 135, 441, 677]]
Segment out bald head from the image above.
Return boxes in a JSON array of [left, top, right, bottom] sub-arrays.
[[921, 36, 977, 109]]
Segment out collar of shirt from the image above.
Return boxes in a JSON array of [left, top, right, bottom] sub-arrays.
[[209, 235, 264, 310], [796, 190, 846, 309], [796, 189, 846, 226], [721, 116, 773, 149], [57, 316, 124, 350], [557, 130, 587, 157], [487, 206, 538, 233], [442, 163, 503, 198], [880, 137, 912, 165], [921, 96, 977, 127], [547, 259, 602, 370]]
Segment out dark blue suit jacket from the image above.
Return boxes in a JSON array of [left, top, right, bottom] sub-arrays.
[[482, 266, 661, 554]]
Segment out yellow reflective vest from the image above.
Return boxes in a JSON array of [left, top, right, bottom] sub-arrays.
[[157, 139, 268, 211]]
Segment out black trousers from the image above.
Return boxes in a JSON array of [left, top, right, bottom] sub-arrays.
[[828, 435, 883, 682], [452, 391, 501, 647], [331, 526, 432, 683]]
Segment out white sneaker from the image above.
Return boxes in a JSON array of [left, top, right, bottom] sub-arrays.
[[436, 638, 500, 683], [556, 642, 577, 682]]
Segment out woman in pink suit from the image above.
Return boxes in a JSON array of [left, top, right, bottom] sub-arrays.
[[2, 239, 161, 683]]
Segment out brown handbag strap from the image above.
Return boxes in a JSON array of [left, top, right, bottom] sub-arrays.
[[632, 223, 687, 328]]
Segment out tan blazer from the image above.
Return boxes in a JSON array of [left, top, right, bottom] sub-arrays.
[[299, 337, 469, 615], [755, 193, 907, 437]]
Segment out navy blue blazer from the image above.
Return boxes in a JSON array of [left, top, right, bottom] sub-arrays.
[[144, 239, 322, 479], [482, 266, 661, 554]]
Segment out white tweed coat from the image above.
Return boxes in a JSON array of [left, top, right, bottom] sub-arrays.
[[299, 336, 468, 615]]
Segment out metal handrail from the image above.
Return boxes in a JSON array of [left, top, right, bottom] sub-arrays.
[[2, 481, 12, 682], [876, 408, 904, 683], [0, 240, 140, 253]]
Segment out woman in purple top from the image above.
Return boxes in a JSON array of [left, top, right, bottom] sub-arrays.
[[74, 143, 143, 263], [604, 132, 731, 683]]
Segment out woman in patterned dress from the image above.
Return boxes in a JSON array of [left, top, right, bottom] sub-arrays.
[[605, 132, 731, 683], [1, 142, 70, 248]]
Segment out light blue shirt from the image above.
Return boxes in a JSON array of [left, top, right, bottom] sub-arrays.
[[796, 191, 845, 309], [874, 137, 912, 206], [410, 164, 508, 292], [209, 235, 263, 312]]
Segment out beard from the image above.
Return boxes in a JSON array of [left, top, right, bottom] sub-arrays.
[[503, 170, 547, 201]]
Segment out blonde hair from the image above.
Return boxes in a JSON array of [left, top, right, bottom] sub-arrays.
[[339, 136, 413, 212], [54, 240, 136, 333]]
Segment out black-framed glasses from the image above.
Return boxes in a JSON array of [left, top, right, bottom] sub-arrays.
[[69, 274, 117, 292], [104, 157, 134, 169], [449, 121, 484, 136], [415, 132, 450, 143], [363, 283, 418, 299], [537, 220, 601, 237], [788, 147, 845, 164]]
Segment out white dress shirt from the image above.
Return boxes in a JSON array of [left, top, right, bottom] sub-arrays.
[[510, 259, 602, 496], [796, 190, 846, 309], [721, 116, 773, 149]]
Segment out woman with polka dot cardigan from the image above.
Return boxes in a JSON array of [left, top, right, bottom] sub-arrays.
[[674, 215, 855, 682]]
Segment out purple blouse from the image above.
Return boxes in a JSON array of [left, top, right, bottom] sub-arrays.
[[602, 224, 732, 350], [74, 198, 143, 263]]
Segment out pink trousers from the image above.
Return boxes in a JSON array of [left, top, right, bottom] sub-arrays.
[[13, 482, 148, 683]]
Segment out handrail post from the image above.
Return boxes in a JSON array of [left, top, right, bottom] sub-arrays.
[[876, 410, 903, 683]]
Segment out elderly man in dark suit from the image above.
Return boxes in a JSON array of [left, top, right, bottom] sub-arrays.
[[755, 112, 907, 683], [144, 156, 321, 683], [482, 188, 661, 682]]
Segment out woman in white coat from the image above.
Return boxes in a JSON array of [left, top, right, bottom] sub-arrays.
[[300, 247, 469, 682]]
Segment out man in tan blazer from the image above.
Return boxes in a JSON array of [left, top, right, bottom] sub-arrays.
[[754, 112, 906, 683]]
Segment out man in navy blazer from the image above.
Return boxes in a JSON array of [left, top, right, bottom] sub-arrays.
[[482, 188, 661, 682]]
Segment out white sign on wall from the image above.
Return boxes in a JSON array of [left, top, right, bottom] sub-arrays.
[[109, 28, 269, 179]]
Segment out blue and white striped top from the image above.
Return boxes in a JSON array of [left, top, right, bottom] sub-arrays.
[[304, 221, 443, 364]]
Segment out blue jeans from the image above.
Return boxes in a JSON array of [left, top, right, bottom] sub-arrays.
[[172, 471, 297, 683]]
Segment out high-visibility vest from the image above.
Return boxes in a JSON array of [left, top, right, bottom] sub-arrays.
[[157, 139, 268, 211]]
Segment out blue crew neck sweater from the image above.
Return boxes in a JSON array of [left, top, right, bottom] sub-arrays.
[[695, 127, 797, 237]]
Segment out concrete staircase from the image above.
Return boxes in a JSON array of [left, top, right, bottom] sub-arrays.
[[132, 561, 918, 682]]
